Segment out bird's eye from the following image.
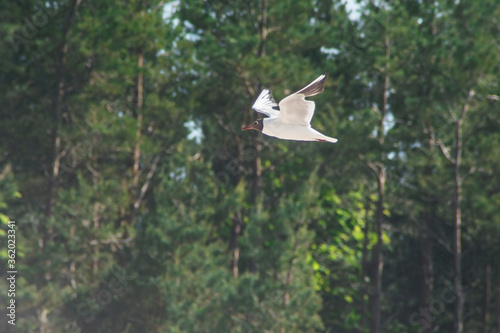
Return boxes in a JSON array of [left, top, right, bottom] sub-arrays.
[[254, 121, 258, 125]]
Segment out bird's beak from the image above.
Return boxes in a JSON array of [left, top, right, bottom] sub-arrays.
[[241, 125, 251, 131]]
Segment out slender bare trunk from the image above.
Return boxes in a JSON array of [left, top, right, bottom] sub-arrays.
[[45, 0, 82, 219], [42, 1, 82, 330], [133, 51, 144, 188], [252, 140, 262, 200], [45, 81, 64, 219], [435, 89, 474, 332], [257, 0, 268, 57], [421, 122, 435, 333], [453, 117, 463, 333], [453, 88, 474, 333], [421, 209, 434, 333], [129, 50, 144, 224], [369, 36, 390, 333], [231, 0, 267, 278], [230, 212, 242, 278], [252, 0, 266, 203]]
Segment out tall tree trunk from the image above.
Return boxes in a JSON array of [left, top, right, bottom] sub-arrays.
[[230, 211, 242, 278], [252, 139, 262, 201], [41, 1, 82, 330], [453, 118, 464, 333], [452, 88, 474, 333], [231, 0, 267, 278], [252, 0, 266, 202], [248, 138, 261, 275], [421, 134, 435, 333], [133, 51, 144, 189], [421, 208, 434, 333], [45, 0, 82, 219], [129, 49, 144, 225], [45, 77, 64, 220], [369, 36, 390, 333]]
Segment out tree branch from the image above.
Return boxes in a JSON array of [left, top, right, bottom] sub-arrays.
[[134, 154, 161, 210], [437, 139, 456, 164]]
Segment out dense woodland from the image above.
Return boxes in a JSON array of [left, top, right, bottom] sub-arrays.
[[1, 0, 500, 332]]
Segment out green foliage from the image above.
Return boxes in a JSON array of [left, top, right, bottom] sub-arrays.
[[1, 0, 499, 332]]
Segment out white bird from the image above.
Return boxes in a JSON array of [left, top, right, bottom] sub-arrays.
[[242, 73, 338, 143]]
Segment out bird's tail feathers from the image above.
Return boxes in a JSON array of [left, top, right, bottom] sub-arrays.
[[316, 135, 338, 143]]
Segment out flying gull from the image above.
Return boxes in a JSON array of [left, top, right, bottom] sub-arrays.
[[242, 73, 338, 143]]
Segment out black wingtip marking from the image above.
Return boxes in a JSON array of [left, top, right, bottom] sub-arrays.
[[296, 73, 328, 97]]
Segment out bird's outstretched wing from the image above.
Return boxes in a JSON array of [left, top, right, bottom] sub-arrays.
[[277, 73, 327, 126], [252, 88, 280, 118]]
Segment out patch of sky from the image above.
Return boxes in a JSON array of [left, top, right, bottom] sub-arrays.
[[384, 111, 395, 135], [163, 1, 201, 42], [170, 166, 186, 181], [320, 46, 340, 60], [185, 119, 204, 144], [163, 0, 180, 27], [344, 0, 362, 21], [370, 110, 396, 138]]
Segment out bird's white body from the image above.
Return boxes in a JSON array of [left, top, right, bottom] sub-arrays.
[[262, 118, 337, 143], [247, 73, 338, 143]]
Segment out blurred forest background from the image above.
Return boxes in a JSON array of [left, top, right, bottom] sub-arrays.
[[1, 0, 500, 332]]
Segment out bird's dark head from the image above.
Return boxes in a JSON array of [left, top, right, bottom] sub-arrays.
[[242, 119, 263, 132]]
